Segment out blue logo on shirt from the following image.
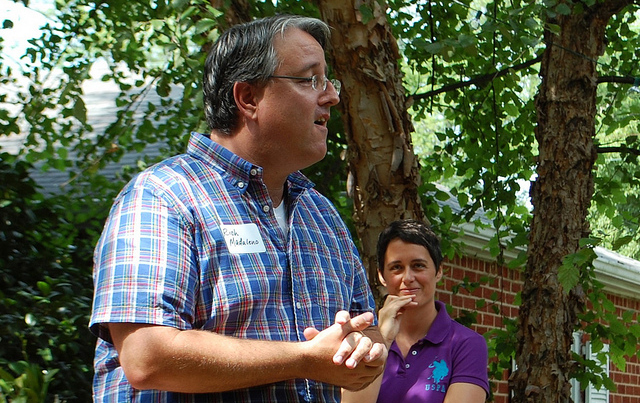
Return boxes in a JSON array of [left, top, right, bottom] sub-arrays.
[[428, 359, 449, 384]]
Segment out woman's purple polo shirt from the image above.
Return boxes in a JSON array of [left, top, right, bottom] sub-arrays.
[[376, 300, 490, 403]]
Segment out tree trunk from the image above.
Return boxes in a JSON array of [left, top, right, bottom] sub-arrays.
[[316, 0, 424, 303], [210, 0, 252, 27], [510, 1, 632, 402], [203, 1, 252, 53]]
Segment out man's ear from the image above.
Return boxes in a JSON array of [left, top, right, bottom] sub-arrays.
[[234, 81, 259, 119]]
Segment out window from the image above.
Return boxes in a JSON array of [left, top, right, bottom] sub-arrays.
[[571, 331, 610, 403], [510, 333, 610, 403]]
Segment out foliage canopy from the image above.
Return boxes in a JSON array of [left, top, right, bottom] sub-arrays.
[[1, 0, 639, 400]]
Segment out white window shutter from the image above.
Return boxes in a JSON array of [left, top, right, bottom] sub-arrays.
[[585, 341, 610, 403], [570, 332, 583, 403], [513, 333, 608, 403]]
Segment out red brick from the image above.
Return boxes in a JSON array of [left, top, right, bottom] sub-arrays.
[[442, 253, 640, 401]]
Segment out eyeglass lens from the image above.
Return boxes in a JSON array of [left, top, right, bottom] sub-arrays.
[[316, 76, 341, 95]]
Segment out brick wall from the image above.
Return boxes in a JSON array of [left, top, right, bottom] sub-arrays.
[[608, 293, 640, 403], [437, 255, 640, 403]]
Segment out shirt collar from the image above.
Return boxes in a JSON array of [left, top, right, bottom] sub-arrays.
[[422, 300, 452, 345], [187, 132, 315, 195]]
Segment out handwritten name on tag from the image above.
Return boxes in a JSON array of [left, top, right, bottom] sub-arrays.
[[220, 223, 266, 254]]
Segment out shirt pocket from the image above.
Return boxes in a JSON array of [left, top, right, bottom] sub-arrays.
[[199, 248, 286, 334], [292, 241, 352, 312]]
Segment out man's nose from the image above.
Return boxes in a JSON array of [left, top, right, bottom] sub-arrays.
[[321, 82, 340, 106]]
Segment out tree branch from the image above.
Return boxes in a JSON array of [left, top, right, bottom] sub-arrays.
[[597, 76, 636, 84], [411, 55, 638, 100], [597, 146, 640, 156], [412, 55, 543, 101]]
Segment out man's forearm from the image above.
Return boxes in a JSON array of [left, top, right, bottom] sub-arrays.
[[112, 323, 311, 392], [109, 314, 384, 393]]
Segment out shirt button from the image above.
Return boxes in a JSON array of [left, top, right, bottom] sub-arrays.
[[250, 168, 258, 176], [412, 350, 417, 356], [237, 181, 245, 188], [296, 302, 302, 309], [405, 364, 410, 369], [262, 205, 270, 213]]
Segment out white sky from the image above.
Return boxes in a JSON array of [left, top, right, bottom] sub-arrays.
[[1, 0, 53, 69]]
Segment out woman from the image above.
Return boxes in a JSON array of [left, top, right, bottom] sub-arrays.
[[343, 219, 489, 403]]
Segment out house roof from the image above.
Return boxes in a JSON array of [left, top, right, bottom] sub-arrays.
[[455, 218, 640, 300], [432, 183, 640, 299]]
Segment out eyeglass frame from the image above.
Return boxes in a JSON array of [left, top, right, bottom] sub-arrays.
[[269, 74, 341, 95]]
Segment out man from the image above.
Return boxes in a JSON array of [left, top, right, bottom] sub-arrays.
[[89, 14, 386, 402]]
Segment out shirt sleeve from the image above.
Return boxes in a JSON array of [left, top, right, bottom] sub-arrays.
[[89, 175, 198, 343], [450, 326, 490, 394], [348, 243, 378, 324]]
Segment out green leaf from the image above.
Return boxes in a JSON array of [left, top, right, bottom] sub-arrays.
[[558, 260, 580, 292], [524, 17, 539, 30], [194, 18, 217, 35], [457, 192, 469, 208], [555, 3, 572, 15], [0, 366, 16, 382], [457, 33, 476, 47], [73, 98, 87, 123], [507, 250, 527, 269], [37, 281, 51, 296], [422, 41, 444, 54], [359, 4, 374, 24], [602, 298, 615, 312], [612, 235, 633, 250], [579, 237, 601, 248], [172, 0, 190, 9], [435, 190, 450, 201], [546, 23, 561, 34]]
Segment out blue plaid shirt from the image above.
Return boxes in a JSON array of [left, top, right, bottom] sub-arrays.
[[90, 132, 375, 402]]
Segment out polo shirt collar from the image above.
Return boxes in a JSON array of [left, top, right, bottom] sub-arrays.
[[422, 300, 452, 345]]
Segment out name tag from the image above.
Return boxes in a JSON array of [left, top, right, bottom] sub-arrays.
[[221, 223, 266, 254]]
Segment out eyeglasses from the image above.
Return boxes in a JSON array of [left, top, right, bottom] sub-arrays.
[[269, 74, 341, 95]]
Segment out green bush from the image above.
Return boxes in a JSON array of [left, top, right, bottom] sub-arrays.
[[0, 154, 111, 402], [0, 361, 58, 403]]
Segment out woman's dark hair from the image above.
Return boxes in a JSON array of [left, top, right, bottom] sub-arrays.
[[376, 219, 443, 273], [203, 15, 331, 134]]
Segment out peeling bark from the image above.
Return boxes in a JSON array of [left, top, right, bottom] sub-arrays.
[[316, 0, 424, 303], [510, 1, 633, 402]]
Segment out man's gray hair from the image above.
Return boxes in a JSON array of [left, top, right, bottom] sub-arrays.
[[203, 15, 331, 134]]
